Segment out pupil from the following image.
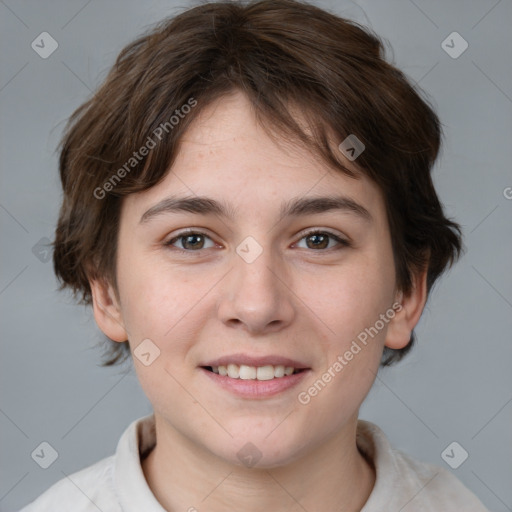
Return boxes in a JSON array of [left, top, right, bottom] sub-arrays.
[[309, 234, 328, 249], [184, 234, 203, 249]]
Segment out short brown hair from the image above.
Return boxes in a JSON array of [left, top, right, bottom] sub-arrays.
[[53, 0, 463, 366]]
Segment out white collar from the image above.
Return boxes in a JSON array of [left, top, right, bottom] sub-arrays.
[[113, 414, 165, 511]]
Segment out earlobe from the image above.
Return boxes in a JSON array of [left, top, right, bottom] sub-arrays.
[[384, 268, 428, 350], [89, 278, 128, 342]]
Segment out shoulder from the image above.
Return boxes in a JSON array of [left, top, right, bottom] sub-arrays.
[[357, 420, 490, 512], [392, 449, 489, 511], [19, 455, 119, 512], [19, 414, 158, 512]]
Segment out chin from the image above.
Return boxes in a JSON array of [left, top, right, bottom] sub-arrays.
[[211, 427, 309, 470]]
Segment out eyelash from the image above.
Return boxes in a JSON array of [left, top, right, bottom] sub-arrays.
[[164, 228, 351, 254]]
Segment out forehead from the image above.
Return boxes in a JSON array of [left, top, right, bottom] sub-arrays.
[[123, 90, 386, 224], [176, 91, 355, 180]]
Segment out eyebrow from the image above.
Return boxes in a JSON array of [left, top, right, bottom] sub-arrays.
[[139, 194, 372, 224]]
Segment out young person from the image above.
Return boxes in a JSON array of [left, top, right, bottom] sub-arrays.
[[21, 0, 489, 510]]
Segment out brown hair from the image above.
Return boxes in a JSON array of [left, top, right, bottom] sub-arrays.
[[53, 0, 463, 366]]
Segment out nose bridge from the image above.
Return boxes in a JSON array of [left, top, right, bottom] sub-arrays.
[[218, 234, 295, 332]]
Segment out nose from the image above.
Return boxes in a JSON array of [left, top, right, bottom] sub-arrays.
[[216, 240, 296, 334]]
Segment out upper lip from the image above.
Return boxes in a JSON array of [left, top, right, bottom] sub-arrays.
[[201, 353, 310, 369]]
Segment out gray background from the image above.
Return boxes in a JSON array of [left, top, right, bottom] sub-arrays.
[[1, 0, 511, 510]]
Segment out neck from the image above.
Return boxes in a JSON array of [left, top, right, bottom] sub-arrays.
[[142, 414, 375, 511]]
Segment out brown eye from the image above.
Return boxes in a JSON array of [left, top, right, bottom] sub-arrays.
[[296, 230, 350, 251], [165, 231, 215, 251], [306, 232, 330, 250]]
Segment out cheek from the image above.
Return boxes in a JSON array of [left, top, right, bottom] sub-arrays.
[[316, 255, 395, 342], [116, 253, 214, 371], [300, 265, 392, 417], [115, 246, 177, 339]]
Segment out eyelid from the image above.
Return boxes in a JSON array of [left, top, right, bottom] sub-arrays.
[[164, 228, 219, 250], [296, 227, 349, 242], [293, 228, 351, 249]]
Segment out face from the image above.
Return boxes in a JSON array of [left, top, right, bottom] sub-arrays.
[[96, 90, 411, 468]]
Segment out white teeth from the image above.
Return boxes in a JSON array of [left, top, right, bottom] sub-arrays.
[[209, 364, 302, 380], [274, 365, 285, 378], [239, 365, 257, 380], [227, 364, 240, 378], [256, 365, 275, 381]]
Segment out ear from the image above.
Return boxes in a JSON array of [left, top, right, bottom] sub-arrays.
[[384, 267, 428, 350], [89, 278, 128, 342]]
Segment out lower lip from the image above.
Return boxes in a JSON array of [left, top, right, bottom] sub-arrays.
[[200, 367, 310, 399]]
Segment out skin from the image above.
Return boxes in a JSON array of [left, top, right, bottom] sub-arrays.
[[90, 90, 428, 511]]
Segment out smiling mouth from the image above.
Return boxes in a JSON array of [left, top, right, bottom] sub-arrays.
[[202, 364, 307, 380]]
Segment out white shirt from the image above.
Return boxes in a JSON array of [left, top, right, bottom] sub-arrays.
[[20, 415, 489, 511]]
